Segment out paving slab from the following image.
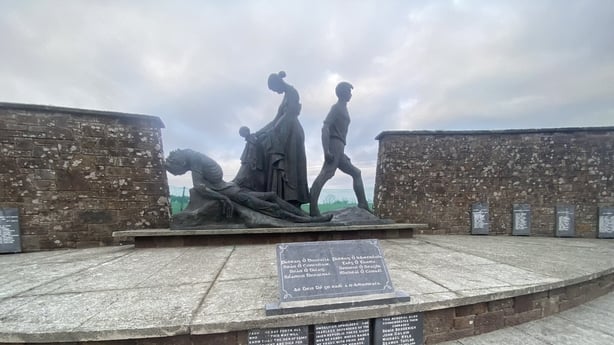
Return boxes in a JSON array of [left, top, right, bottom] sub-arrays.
[[2, 245, 123, 266], [195, 277, 278, 318], [416, 265, 511, 291], [216, 245, 277, 281], [136, 246, 234, 287], [467, 263, 559, 286], [557, 304, 614, 337], [441, 327, 553, 345], [0, 247, 130, 299], [516, 313, 613, 344], [0, 291, 120, 342], [387, 269, 451, 295], [74, 284, 209, 341], [32, 248, 188, 294], [421, 236, 614, 279]]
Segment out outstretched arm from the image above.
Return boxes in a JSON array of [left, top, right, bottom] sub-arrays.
[[259, 87, 301, 134]]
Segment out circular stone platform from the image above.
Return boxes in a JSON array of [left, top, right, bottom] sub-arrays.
[[0, 235, 612, 344]]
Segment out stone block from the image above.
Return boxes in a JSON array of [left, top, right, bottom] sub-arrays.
[[474, 310, 504, 334], [576, 223, 593, 234], [79, 210, 115, 224], [565, 284, 583, 299], [514, 295, 534, 313], [455, 302, 487, 317], [136, 335, 192, 345], [504, 309, 543, 327], [424, 328, 475, 344], [192, 332, 243, 345], [453, 315, 475, 330], [548, 287, 566, 299], [487, 298, 513, 312], [424, 308, 455, 334]]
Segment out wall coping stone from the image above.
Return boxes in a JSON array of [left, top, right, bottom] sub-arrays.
[[0, 102, 165, 128], [375, 126, 614, 140]]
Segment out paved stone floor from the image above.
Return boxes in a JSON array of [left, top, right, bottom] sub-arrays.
[[0, 235, 613, 343], [440, 290, 614, 345]]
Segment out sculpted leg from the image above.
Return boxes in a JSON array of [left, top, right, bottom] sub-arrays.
[[271, 194, 311, 216], [352, 169, 370, 211], [309, 163, 337, 216], [249, 191, 332, 222], [339, 157, 370, 211], [281, 210, 333, 223]]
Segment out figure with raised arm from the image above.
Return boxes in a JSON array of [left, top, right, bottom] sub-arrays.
[[252, 71, 309, 208], [309, 82, 370, 216]]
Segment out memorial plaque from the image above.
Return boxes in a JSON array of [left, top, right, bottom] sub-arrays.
[[374, 313, 424, 345], [555, 205, 575, 237], [276, 239, 395, 302], [248, 326, 308, 345], [315, 319, 370, 345], [471, 203, 489, 235], [598, 207, 614, 239], [0, 208, 21, 253], [512, 204, 531, 236]]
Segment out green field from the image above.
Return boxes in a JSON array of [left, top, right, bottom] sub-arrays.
[[170, 196, 189, 215], [170, 195, 371, 215]]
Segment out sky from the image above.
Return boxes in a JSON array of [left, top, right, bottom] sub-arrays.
[[1, 0, 613, 195]]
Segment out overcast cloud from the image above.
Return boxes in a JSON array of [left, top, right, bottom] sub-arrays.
[[1, 0, 613, 191]]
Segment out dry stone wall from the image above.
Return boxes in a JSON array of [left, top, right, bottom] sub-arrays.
[[0, 103, 170, 251], [374, 127, 614, 236]]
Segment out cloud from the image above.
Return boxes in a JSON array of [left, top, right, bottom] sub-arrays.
[[1, 0, 613, 191]]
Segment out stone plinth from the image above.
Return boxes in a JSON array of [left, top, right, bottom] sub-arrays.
[[113, 223, 426, 248]]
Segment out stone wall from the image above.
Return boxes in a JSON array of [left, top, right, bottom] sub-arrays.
[[0, 103, 170, 251], [374, 127, 614, 236]]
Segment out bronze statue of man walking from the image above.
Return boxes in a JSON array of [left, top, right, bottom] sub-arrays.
[[309, 82, 370, 216]]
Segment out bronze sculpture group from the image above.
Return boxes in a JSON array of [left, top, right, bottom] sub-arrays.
[[166, 71, 371, 228]]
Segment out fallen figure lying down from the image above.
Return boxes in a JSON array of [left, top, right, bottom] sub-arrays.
[[165, 148, 332, 227]]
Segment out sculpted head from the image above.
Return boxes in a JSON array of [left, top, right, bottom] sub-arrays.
[[268, 71, 287, 94], [165, 149, 191, 175], [166, 148, 225, 187], [335, 82, 353, 102], [239, 126, 251, 138]]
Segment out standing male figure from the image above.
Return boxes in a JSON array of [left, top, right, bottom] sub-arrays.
[[309, 82, 370, 216]]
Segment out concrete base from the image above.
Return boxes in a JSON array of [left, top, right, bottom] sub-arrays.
[[113, 223, 426, 247]]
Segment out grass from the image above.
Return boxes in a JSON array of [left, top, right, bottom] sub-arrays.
[[170, 195, 371, 215]]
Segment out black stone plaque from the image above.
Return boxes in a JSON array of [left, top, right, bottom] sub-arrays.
[[598, 207, 614, 239], [314, 319, 370, 345], [555, 205, 575, 237], [471, 203, 489, 235], [512, 204, 531, 236], [374, 313, 424, 345], [276, 239, 395, 302], [248, 326, 308, 345], [0, 208, 21, 253]]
